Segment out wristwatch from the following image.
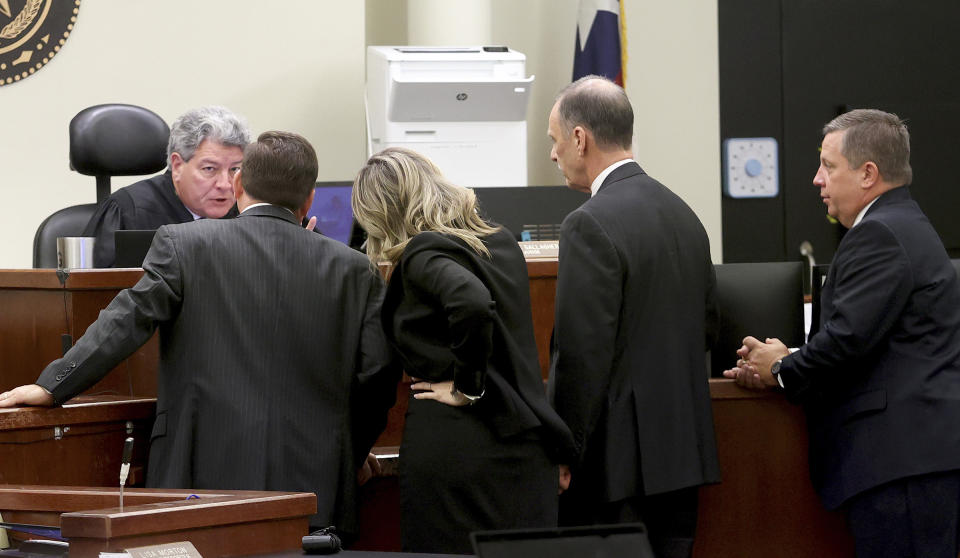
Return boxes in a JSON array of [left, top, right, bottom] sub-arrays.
[[771, 359, 784, 388], [452, 387, 484, 405]]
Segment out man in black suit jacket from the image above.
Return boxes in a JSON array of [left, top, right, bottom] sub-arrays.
[[725, 109, 960, 557], [0, 131, 398, 534], [546, 76, 719, 558]]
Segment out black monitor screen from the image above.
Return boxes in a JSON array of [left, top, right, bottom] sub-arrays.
[[472, 186, 589, 241], [114, 229, 157, 268], [307, 182, 354, 245]]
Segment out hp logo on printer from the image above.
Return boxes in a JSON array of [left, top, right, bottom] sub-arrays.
[[456, 92, 468, 101]]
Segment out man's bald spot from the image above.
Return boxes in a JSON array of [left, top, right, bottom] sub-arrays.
[[556, 75, 633, 151]]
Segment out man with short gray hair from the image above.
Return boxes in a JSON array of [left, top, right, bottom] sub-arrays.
[[84, 105, 251, 267], [725, 109, 960, 557]]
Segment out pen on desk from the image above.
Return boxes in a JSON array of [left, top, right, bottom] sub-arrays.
[[119, 436, 134, 511]]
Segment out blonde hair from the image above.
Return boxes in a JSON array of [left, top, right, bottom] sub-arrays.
[[352, 147, 499, 265]]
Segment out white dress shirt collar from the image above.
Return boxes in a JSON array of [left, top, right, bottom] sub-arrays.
[[241, 202, 296, 217], [590, 158, 636, 197], [853, 196, 881, 227]]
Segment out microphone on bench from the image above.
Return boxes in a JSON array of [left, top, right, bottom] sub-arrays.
[[119, 437, 134, 511]]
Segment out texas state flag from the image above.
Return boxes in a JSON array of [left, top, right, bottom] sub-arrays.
[[573, 0, 625, 86]]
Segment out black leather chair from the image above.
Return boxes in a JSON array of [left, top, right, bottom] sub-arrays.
[[809, 263, 831, 338], [33, 104, 170, 268], [32, 204, 99, 268], [710, 262, 806, 376]]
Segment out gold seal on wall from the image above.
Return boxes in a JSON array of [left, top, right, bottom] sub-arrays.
[[0, 0, 81, 87]]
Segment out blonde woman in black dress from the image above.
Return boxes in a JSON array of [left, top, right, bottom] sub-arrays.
[[352, 147, 574, 554]]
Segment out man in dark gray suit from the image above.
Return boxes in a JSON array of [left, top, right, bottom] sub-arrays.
[[547, 76, 719, 558], [0, 131, 398, 534]]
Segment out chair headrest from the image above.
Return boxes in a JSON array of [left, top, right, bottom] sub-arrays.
[[69, 103, 171, 177]]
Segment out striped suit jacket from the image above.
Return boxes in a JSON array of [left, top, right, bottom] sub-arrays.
[[37, 204, 398, 531]]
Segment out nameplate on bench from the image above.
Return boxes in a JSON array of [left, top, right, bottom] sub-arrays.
[[519, 241, 559, 260]]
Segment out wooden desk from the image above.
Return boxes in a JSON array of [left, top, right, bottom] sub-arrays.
[[694, 381, 853, 557], [0, 485, 314, 557], [0, 269, 157, 396], [527, 260, 558, 379], [0, 396, 154, 487]]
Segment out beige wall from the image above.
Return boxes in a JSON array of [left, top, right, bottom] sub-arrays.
[[0, 0, 366, 268], [489, 0, 578, 187], [1, 0, 720, 268], [625, 0, 722, 262], [366, 0, 407, 47], [408, 0, 491, 44]]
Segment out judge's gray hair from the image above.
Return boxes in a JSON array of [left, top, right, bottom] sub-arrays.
[[167, 105, 251, 166]]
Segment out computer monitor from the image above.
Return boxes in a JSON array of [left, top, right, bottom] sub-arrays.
[[306, 181, 360, 247], [710, 262, 806, 377], [114, 229, 157, 268], [472, 186, 589, 241]]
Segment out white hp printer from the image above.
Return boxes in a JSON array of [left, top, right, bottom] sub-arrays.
[[366, 46, 534, 187]]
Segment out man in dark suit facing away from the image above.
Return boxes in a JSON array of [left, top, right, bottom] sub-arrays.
[[0, 131, 399, 535], [546, 75, 720, 558], [725, 109, 960, 558]]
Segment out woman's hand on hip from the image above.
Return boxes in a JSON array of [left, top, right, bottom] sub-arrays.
[[409, 378, 471, 407]]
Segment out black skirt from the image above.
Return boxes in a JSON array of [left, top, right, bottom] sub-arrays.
[[399, 394, 558, 554]]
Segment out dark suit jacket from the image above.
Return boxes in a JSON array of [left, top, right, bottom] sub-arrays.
[[382, 229, 575, 458], [82, 171, 238, 268], [549, 162, 720, 502], [779, 186, 960, 509], [38, 205, 398, 531]]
